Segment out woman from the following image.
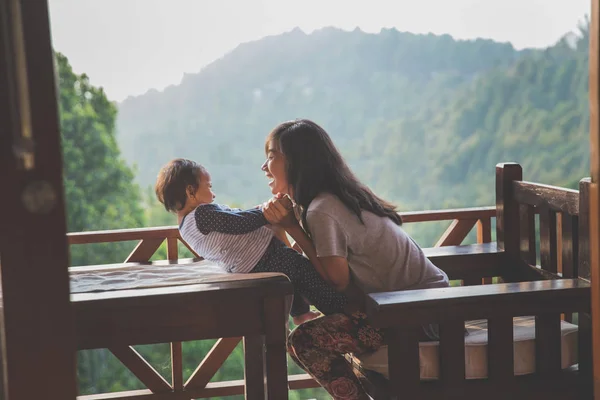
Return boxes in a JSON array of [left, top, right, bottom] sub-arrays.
[[261, 119, 449, 400]]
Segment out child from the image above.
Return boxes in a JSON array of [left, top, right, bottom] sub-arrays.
[[155, 158, 348, 325]]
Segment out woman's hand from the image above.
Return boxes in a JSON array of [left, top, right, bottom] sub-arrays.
[[262, 194, 298, 228]]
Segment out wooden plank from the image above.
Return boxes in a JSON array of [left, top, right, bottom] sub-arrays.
[[539, 207, 558, 273], [110, 346, 171, 393], [170, 342, 183, 391], [423, 242, 504, 280], [439, 320, 465, 384], [435, 219, 477, 247], [126, 238, 164, 263], [519, 204, 536, 265], [68, 226, 180, 244], [535, 314, 562, 377], [67, 207, 496, 245], [0, 1, 78, 399], [496, 163, 522, 255], [513, 181, 579, 215], [76, 377, 317, 400], [366, 279, 590, 327], [400, 206, 496, 223], [243, 336, 265, 399], [185, 337, 242, 389], [387, 327, 420, 397], [487, 315, 514, 384], [263, 296, 289, 399]]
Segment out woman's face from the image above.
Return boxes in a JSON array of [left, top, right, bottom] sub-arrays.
[[261, 140, 289, 195]]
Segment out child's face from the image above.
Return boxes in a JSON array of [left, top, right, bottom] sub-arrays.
[[189, 171, 215, 206], [262, 140, 289, 195]]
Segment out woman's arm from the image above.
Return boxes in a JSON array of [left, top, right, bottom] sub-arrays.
[[285, 224, 342, 287]]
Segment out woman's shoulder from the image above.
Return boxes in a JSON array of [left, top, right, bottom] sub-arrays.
[[307, 192, 350, 217]]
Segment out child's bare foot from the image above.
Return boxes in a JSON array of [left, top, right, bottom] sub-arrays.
[[293, 311, 322, 326]]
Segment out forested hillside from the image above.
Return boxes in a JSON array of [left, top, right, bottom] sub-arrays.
[[116, 28, 533, 211]]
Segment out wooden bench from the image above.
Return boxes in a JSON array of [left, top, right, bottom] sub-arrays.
[[351, 162, 593, 400]]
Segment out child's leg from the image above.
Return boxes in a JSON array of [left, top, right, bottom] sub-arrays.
[[253, 242, 348, 316]]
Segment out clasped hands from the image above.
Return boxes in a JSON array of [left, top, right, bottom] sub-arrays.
[[261, 193, 297, 228]]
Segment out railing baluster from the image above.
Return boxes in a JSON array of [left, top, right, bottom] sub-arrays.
[[539, 207, 558, 273], [185, 337, 242, 390], [477, 217, 493, 284], [435, 218, 477, 247], [488, 316, 514, 385], [125, 238, 164, 263], [171, 342, 183, 391], [167, 237, 178, 260], [519, 204, 536, 265], [439, 321, 465, 384], [561, 215, 578, 322], [535, 313, 562, 377], [388, 326, 420, 398], [109, 346, 172, 393], [477, 217, 492, 243]]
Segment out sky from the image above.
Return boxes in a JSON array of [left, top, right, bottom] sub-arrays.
[[48, 0, 590, 102]]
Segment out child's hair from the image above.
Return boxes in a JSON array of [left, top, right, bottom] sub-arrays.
[[155, 158, 206, 212]]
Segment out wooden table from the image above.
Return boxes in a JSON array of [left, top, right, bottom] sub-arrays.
[[72, 272, 293, 399]]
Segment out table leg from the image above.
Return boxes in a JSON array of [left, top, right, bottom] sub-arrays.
[[244, 335, 265, 399], [263, 296, 289, 399]]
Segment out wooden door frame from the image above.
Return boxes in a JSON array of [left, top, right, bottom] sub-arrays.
[[0, 0, 77, 398], [591, 0, 600, 398]]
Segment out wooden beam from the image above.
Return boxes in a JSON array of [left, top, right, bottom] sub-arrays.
[[0, 1, 77, 398], [435, 219, 477, 247], [126, 238, 164, 263], [76, 375, 318, 400], [590, 0, 600, 397], [110, 346, 171, 393], [185, 337, 242, 389], [170, 342, 183, 391]]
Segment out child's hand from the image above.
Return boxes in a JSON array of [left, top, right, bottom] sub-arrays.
[[263, 196, 297, 228]]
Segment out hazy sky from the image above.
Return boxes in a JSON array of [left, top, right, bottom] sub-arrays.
[[48, 0, 590, 102]]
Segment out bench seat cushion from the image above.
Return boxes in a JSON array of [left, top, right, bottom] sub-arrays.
[[354, 316, 578, 380]]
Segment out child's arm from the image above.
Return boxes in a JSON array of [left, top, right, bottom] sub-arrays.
[[194, 204, 269, 235]]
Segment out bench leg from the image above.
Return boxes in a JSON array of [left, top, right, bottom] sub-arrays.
[[263, 296, 289, 400]]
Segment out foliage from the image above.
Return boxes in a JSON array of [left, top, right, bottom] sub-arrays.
[[56, 52, 145, 266]]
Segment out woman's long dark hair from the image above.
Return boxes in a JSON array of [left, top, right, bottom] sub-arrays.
[[266, 119, 402, 233]]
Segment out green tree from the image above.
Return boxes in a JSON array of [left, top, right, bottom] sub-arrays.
[[56, 52, 145, 266]]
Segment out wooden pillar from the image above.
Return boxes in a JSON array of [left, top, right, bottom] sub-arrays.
[[0, 0, 77, 399], [589, 0, 600, 398]]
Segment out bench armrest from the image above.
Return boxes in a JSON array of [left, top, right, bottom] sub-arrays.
[[366, 279, 590, 328]]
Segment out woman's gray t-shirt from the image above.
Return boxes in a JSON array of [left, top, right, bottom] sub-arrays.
[[306, 192, 449, 294]]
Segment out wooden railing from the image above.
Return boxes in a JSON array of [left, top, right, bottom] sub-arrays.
[[69, 206, 496, 399]]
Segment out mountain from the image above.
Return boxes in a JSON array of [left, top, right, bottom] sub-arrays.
[[116, 27, 531, 209], [115, 25, 589, 225]]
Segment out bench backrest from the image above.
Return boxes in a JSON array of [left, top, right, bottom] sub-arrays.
[[496, 162, 590, 281]]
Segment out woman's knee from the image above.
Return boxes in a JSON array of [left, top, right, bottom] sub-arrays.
[[287, 322, 309, 352]]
